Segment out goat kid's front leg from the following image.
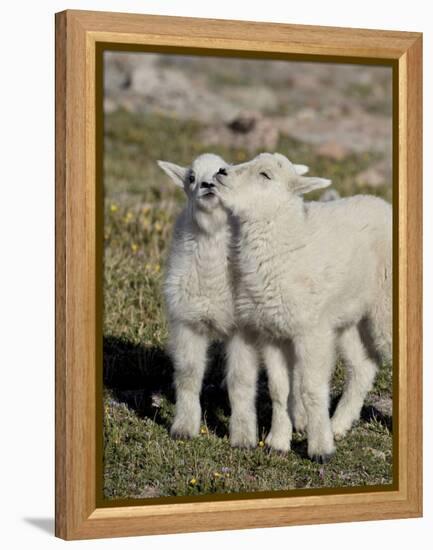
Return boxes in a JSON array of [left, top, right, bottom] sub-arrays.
[[295, 327, 336, 463], [262, 342, 292, 452], [226, 331, 259, 448], [169, 323, 209, 439]]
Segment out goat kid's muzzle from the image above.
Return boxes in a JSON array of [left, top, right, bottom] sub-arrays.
[[198, 180, 217, 198]]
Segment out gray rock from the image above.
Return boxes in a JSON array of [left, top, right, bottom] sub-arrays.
[[316, 141, 349, 160], [370, 395, 393, 417], [320, 189, 341, 202], [356, 168, 385, 188]]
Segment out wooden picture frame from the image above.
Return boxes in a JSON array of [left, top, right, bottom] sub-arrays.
[[55, 9, 422, 540]]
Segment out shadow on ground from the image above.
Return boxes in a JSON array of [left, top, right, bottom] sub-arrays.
[[103, 335, 269, 439], [103, 335, 392, 452]]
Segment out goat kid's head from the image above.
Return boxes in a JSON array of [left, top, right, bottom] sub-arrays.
[[158, 154, 228, 214], [213, 152, 331, 216]]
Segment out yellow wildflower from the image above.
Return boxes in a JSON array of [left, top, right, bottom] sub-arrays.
[[110, 204, 118, 213], [124, 211, 134, 223], [189, 478, 198, 486], [258, 440, 265, 448], [131, 243, 138, 253], [154, 221, 163, 233], [200, 426, 208, 435], [213, 472, 222, 478]]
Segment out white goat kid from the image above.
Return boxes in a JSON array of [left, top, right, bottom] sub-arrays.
[[159, 153, 308, 452], [214, 153, 392, 462], [158, 154, 234, 440]]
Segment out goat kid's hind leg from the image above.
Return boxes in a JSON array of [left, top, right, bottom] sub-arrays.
[[332, 325, 377, 440], [263, 343, 292, 452], [295, 327, 336, 463], [289, 361, 308, 433], [169, 323, 208, 439], [226, 331, 259, 448]]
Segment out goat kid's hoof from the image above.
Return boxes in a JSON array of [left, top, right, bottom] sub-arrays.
[[265, 446, 289, 457], [333, 431, 346, 442], [331, 419, 352, 441], [170, 426, 198, 440], [230, 433, 257, 449], [230, 426, 257, 449], [291, 417, 307, 434], [171, 432, 196, 441], [294, 427, 307, 435], [310, 452, 335, 465], [231, 443, 256, 450], [292, 418, 307, 434], [230, 440, 257, 450], [265, 433, 290, 454]]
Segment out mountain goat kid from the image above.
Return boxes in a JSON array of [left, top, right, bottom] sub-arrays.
[[159, 153, 310, 452], [214, 153, 392, 462], [158, 154, 235, 441]]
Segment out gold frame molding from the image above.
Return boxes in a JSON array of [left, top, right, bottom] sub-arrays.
[[55, 9, 422, 540]]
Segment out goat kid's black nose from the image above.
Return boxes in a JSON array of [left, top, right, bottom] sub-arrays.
[[200, 181, 215, 189], [217, 168, 228, 176]]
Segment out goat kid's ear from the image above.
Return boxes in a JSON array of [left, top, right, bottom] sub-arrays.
[[292, 176, 332, 195], [157, 161, 187, 188], [294, 164, 309, 176], [274, 153, 309, 175]]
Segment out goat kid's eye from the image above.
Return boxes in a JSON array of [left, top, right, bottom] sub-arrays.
[[260, 172, 271, 180], [188, 174, 195, 184]]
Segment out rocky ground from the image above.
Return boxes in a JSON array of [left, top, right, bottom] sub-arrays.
[[104, 52, 393, 188]]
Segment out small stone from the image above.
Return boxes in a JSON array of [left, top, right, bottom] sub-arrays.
[[316, 141, 349, 160], [138, 485, 160, 498], [355, 168, 385, 188], [228, 115, 256, 134], [201, 112, 279, 152], [364, 447, 386, 460], [320, 189, 341, 202], [370, 396, 392, 417]]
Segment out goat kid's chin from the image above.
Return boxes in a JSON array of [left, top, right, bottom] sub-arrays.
[[192, 202, 228, 233], [195, 191, 221, 211]]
